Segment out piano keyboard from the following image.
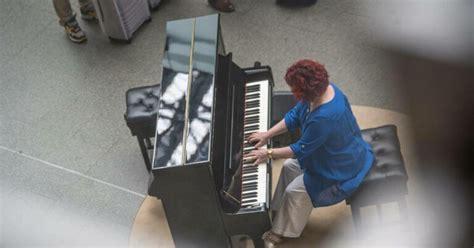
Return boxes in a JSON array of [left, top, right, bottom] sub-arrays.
[[241, 80, 269, 208]]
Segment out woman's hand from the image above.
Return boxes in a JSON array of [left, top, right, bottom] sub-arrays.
[[244, 148, 268, 165], [247, 131, 270, 148]]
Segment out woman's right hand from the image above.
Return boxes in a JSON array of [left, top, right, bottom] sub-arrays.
[[247, 131, 270, 148]]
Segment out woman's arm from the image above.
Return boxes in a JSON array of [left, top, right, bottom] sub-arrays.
[[248, 119, 288, 148], [245, 146, 294, 165], [267, 119, 288, 139], [269, 146, 293, 160]]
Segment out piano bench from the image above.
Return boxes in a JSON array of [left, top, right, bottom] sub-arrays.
[[124, 84, 160, 172], [346, 125, 409, 233], [271, 91, 300, 147]]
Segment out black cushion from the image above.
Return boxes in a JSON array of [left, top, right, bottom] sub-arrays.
[[271, 91, 300, 147], [124, 84, 160, 137], [347, 125, 408, 206], [271, 91, 299, 126]]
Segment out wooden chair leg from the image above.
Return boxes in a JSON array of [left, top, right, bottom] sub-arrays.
[[351, 204, 362, 234], [137, 136, 151, 172]]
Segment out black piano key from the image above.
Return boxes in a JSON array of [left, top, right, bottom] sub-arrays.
[[241, 197, 257, 202], [245, 96, 259, 101], [245, 120, 259, 126], [245, 97, 260, 103], [246, 124, 258, 130], [242, 186, 257, 192], [242, 181, 258, 187], [243, 163, 258, 167], [246, 85, 260, 93], [242, 184, 257, 191], [243, 171, 258, 176], [242, 172, 258, 177], [245, 116, 259, 123], [244, 115, 260, 120], [242, 182, 257, 188], [243, 167, 258, 173], [246, 101, 260, 109], [243, 172, 258, 177], [245, 93, 260, 100], [244, 126, 259, 132], [242, 192, 257, 198], [245, 114, 259, 120], [242, 175, 258, 182], [243, 171, 258, 175], [244, 123, 259, 129], [244, 109, 260, 116], [246, 84, 260, 91], [242, 199, 257, 204]]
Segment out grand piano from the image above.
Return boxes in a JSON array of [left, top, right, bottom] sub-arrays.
[[148, 14, 275, 248]]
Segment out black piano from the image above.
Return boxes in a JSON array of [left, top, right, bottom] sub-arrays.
[[148, 14, 275, 248]]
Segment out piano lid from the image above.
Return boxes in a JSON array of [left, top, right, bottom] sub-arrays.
[[153, 14, 220, 169]]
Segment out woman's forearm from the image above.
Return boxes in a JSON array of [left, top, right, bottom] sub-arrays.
[[271, 146, 294, 160], [266, 119, 288, 139]]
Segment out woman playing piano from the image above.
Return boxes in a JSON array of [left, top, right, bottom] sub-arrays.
[[245, 59, 374, 247]]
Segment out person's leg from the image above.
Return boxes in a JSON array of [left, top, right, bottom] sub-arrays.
[[78, 0, 97, 20], [208, 0, 235, 12], [271, 174, 313, 238], [52, 0, 87, 43], [52, 0, 74, 26], [271, 158, 303, 212], [78, 0, 91, 7]]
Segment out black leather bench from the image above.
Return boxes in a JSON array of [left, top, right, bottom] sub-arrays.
[[124, 84, 160, 171], [347, 125, 408, 231]]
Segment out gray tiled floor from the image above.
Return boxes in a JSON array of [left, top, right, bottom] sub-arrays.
[[1, 0, 407, 246]]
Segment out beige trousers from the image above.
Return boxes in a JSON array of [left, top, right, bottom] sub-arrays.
[[271, 159, 314, 238], [52, 0, 92, 25]]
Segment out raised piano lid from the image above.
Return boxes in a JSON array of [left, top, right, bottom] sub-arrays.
[[152, 14, 221, 169]]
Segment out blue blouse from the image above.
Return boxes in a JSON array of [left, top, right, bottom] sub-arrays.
[[284, 83, 374, 207]]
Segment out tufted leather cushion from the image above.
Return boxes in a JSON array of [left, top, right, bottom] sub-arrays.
[[271, 91, 299, 125], [124, 84, 160, 138], [346, 125, 408, 206], [271, 91, 300, 147]]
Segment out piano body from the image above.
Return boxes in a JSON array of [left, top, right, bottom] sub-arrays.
[[148, 14, 275, 248]]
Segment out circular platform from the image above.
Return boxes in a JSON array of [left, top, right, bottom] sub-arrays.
[[129, 106, 417, 248]]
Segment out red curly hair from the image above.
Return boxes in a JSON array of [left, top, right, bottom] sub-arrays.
[[285, 59, 329, 102]]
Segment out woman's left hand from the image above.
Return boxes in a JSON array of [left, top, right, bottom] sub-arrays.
[[244, 148, 268, 165]]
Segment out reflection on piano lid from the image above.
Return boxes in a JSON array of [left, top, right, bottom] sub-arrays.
[[152, 14, 220, 168]]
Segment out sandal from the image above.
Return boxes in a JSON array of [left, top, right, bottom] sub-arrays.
[[262, 231, 283, 247]]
